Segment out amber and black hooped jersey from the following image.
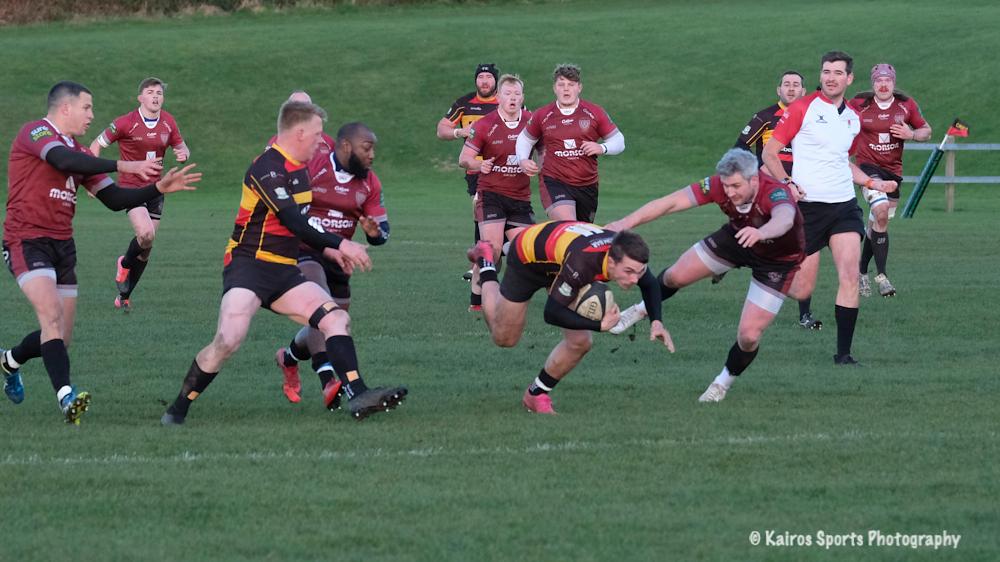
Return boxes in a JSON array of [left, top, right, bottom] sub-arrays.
[[513, 221, 613, 307], [224, 144, 311, 266], [735, 102, 793, 174]]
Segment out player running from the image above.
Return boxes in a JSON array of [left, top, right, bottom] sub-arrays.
[[161, 101, 405, 425], [467, 221, 673, 414], [459, 74, 535, 298], [516, 63, 625, 223], [606, 149, 806, 402], [273, 123, 390, 407], [2, 81, 199, 424], [90, 77, 191, 311], [849, 63, 931, 297]]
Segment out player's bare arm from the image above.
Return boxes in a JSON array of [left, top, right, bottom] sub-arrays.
[[437, 117, 468, 140], [88, 138, 103, 156], [735, 204, 795, 248], [605, 189, 695, 231], [118, 158, 163, 181], [173, 142, 191, 162], [850, 162, 897, 193], [762, 138, 803, 196], [599, 303, 622, 332]]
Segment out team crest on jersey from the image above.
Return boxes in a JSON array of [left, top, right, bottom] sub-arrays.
[[558, 282, 573, 297], [878, 133, 891, 144], [578, 119, 591, 130], [741, 125, 751, 135], [30, 126, 54, 142], [160, 133, 169, 144], [274, 187, 289, 200], [699, 177, 711, 195], [506, 155, 519, 166], [108, 122, 117, 134], [563, 139, 577, 149]]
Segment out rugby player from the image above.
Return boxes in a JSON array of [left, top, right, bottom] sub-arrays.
[[606, 149, 806, 402], [467, 222, 673, 414], [274, 123, 390, 406], [762, 51, 897, 365], [90, 77, 191, 312], [436, 63, 500, 310], [516, 63, 624, 223], [161, 101, 405, 425], [459, 74, 535, 295], [849, 63, 931, 297], [2, 81, 199, 423]]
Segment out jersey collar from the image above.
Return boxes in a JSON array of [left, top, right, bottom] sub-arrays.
[[331, 150, 354, 183], [271, 143, 302, 167]]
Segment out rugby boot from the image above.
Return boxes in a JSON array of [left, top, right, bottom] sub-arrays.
[[462, 269, 474, 282], [522, 389, 556, 415], [798, 312, 822, 330], [349, 386, 408, 421], [698, 382, 728, 403], [1, 348, 24, 404], [160, 411, 186, 426], [468, 304, 483, 313], [275, 348, 301, 403], [859, 273, 872, 297], [710, 271, 727, 285], [609, 302, 647, 335], [834, 354, 862, 366], [114, 295, 131, 313], [115, 256, 131, 295], [875, 273, 896, 297], [60, 387, 91, 425], [322, 379, 344, 411]]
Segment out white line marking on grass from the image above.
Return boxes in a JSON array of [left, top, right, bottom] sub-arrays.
[[4, 430, 986, 467]]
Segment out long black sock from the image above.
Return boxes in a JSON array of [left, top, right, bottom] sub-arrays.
[[724, 342, 759, 376], [123, 254, 150, 298], [799, 297, 812, 318], [871, 230, 889, 275], [311, 352, 334, 388], [528, 368, 559, 395], [287, 336, 311, 364], [834, 305, 859, 357], [167, 359, 218, 417], [325, 335, 368, 399], [121, 237, 144, 269], [11, 330, 42, 365], [470, 292, 482, 307], [40, 339, 71, 392], [860, 234, 874, 275]]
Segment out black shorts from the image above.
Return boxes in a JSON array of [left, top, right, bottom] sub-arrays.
[[298, 249, 351, 300], [222, 256, 308, 309], [3, 237, 78, 290], [858, 162, 903, 201], [465, 173, 479, 197], [499, 250, 555, 303], [540, 176, 599, 223], [126, 192, 165, 219], [477, 191, 535, 228], [799, 200, 865, 255], [700, 226, 801, 294]]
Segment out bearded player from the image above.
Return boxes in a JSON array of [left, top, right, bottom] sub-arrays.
[[467, 222, 672, 414], [607, 149, 806, 402], [90, 77, 190, 311]]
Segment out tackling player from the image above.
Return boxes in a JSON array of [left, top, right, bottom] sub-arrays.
[[467, 222, 673, 414], [762, 51, 897, 365], [516, 63, 624, 223], [1, 81, 199, 424], [273, 123, 390, 407], [459, 74, 535, 295], [161, 101, 405, 425], [90, 77, 190, 311], [606, 149, 806, 402], [437, 63, 500, 311], [849, 63, 931, 297]]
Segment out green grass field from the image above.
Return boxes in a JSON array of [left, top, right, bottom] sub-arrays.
[[1, 1, 999, 560]]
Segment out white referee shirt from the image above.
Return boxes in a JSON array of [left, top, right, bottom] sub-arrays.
[[773, 91, 861, 203]]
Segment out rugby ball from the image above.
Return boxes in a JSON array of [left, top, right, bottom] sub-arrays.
[[570, 282, 614, 321]]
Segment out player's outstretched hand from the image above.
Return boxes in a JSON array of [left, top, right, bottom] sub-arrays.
[[649, 320, 675, 352], [600, 302, 621, 332], [581, 141, 603, 157], [156, 164, 201, 194], [338, 240, 372, 272], [520, 158, 540, 177], [735, 226, 763, 248], [323, 248, 354, 275], [120, 158, 164, 181], [358, 215, 381, 239]]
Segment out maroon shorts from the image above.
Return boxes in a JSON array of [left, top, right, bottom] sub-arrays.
[[298, 249, 352, 300], [3, 237, 78, 290], [540, 176, 598, 223], [476, 190, 535, 228], [699, 225, 801, 294]]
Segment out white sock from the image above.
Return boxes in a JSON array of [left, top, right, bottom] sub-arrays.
[[713, 367, 736, 390], [636, 301, 648, 316], [4, 350, 20, 370], [56, 385, 73, 402]]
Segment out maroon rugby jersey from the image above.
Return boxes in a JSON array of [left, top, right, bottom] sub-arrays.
[[96, 109, 184, 186], [687, 172, 804, 263], [4, 119, 113, 241], [524, 100, 618, 187], [464, 109, 532, 200], [848, 94, 927, 176], [303, 151, 387, 242]]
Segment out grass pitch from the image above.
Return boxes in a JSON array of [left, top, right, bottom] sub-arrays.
[[1, 1, 999, 560]]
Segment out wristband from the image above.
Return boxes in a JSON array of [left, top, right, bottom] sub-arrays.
[[601, 143, 608, 154]]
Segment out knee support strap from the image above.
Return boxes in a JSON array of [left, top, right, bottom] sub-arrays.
[[308, 301, 339, 329]]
